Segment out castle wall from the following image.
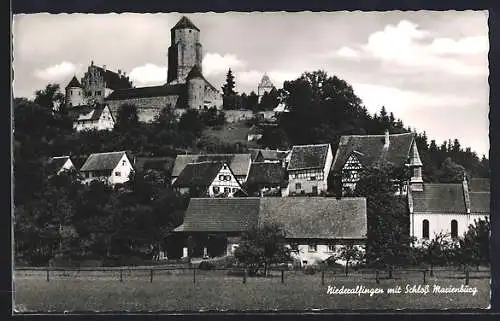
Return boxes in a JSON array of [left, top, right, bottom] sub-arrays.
[[188, 78, 205, 110], [66, 87, 85, 107], [204, 82, 223, 109], [107, 95, 181, 123]]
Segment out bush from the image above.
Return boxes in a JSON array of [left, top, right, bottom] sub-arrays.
[[79, 260, 103, 268], [49, 256, 77, 268], [304, 265, 317, 275], [119, 256, 146, 267], [198, 261, 216, 270]]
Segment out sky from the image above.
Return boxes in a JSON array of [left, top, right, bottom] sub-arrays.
[[12, 11, 490, 158]]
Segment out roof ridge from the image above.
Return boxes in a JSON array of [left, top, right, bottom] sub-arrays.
[[51, 155, 70, 159], [292, 143, 330, 148], [90, 151, 127, 156], [341, 133, 413, 138]]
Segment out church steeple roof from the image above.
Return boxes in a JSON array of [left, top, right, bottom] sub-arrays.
[[66, 76, 82, 89], [259, 73, 274, 88], [172, 16, 200, 32]]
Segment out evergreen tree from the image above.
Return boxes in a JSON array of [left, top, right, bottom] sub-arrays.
[[221, 68, 237, 109]]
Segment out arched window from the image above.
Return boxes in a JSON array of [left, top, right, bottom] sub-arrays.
[[422, 220, 429, 239], [451, 220, 458, 238]]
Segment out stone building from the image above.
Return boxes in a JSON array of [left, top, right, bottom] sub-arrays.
[[64, 16, 222, 122]]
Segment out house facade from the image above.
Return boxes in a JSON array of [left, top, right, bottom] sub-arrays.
[[48, 156, 77, 175], [68, 104, 115, 132], [330, 131, 423, 196], [79, 151, 134, 185], [408, 176, 490, 242], [171, 153, 252, 185], [286, 144, 333, 196], [172, 161, 244, 197], [244, 162, 287, 196], [173, 197, 367, 267]]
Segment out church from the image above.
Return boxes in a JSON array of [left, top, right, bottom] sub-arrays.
[[64, 16, 223, 123]]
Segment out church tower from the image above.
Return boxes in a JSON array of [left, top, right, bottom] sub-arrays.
[[167, 16, 203, 84], [408, 138, 424, 191], [65, 75, 85, 108]]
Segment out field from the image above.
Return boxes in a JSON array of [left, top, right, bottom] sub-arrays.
[[13, 267, 490, 312]]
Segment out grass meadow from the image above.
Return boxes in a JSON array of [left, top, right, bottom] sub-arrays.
[[13, 268, 491, 312]]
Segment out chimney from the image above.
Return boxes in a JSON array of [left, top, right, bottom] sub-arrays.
[[91, 60, 94, 66], [118, 69, 122, 76], [462, 172, 471, 214], [123, 71, 127, 77], [384, 129, 390, 148]]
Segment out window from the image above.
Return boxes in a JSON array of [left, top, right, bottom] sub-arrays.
[[312, 186, 318, 194], [290, 243, 298, 251], [219, 175, 224, 181], [226, 175, 232, 181], [328, 244, 336, 252], [224, 187, 231, 194], [115, 171, 121, 177], [295, 182, 302, 190], [310, 176, 316, 181], [213, 186, 220, 194], [122, 160, 126, 166], [308, 244, 317, 252], [96, 91, 102, 96], [451, 220, 458, 238], [223, 164, 228, 170], [422, 220, 429, 239]]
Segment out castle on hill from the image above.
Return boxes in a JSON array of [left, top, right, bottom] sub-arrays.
[[64, 16, 223, 122]]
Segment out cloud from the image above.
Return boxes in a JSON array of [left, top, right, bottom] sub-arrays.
[[202, 53, 247, 77], [33, 61, 79, 81], [335, 47, 360, 59], [129, 63, 167, 86], [336, 20, 488, 77]]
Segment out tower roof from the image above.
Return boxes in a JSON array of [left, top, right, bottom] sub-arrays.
[[186, 65, 204, 80], [172, 16, 200, 31], [259, 74, 274, 88], [66, 76, 82, 89]]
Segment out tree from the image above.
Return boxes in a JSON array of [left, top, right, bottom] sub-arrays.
[[335, 244, 365, 276], [234, 223, 291, 276], [115, 104, 139, 132], [420, 232, 454, 276], [34, 84, 65, 111], [247, 91, 259, 111], [354, 165, 412, 277], [258, 88, 280, 111], [458, 217, 490, 268], [437, 157, 466, 183], [222, 68, 237, 109]]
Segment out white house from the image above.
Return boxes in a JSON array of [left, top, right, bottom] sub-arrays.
[[79, 151, 134, 185], [173, 197, 367, 267], [48, 156, 77, 175], [171, 154, 252, 185], [286, 144, 333, 195], [68, 104, 115, 132], [172, 161, 244, 197], [409, 176, 490, 242]]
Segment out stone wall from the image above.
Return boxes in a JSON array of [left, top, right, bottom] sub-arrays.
[[204, 82, 223, 109], [107, 95, 181, 123]]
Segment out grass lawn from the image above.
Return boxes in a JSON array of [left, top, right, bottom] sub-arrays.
[[13, 269, 490, 312]]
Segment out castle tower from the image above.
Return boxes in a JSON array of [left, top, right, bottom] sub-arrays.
[[408, 138, 424, 191], [167, 16, 203, 84], [186, 65, 205, 110], [257, 73, 274, 103], [65, 76, 85, 108]]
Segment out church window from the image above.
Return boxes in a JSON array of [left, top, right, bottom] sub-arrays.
[[422, 220, 429, 239], [451, 220, 458, 238]]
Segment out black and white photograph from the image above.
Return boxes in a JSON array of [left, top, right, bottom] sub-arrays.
[[12, 11, 491, 312]]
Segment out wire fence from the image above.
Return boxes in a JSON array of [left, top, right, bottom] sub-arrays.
[[14, 265, 490, 286]]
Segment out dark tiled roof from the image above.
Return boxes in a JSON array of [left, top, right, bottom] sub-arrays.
[[470, 192, 490, 213], [67, 105, 108, 122], [259, 197, 367, 239], [469, 178, 490, 192], [174, 197, 368, 240], [174, 198, 261, 232], [331, 133, 415, 172], [92, 66, 133, 91], [287, 144, 330, 171], [412, 183, 467, 213], [70, 156, 88, 170], [249, 149, 289, 162], [172, 154, 251, 177], [246, 162, 285, 186], [80, 151, 127, 172], [48, 156, 71, 173], [66, 76, 81, 89], [172, 16, 200, 32], [105, 84, 184, 100], [172, 162, 224, 189], [134, 157, 174, 173]]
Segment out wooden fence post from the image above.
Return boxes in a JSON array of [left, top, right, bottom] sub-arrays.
[[376, 270, 380, 284], [281, 270, 284, 284], [193, 267, 196, 284], [243, 269, 246, 284], [465, 268, 470, 286], [321, 270, 325, 285], [150, 269, 153, 283], [120, 268, 123, 282], [46, 268, 49, 282], [423, 270, 427, 284]]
